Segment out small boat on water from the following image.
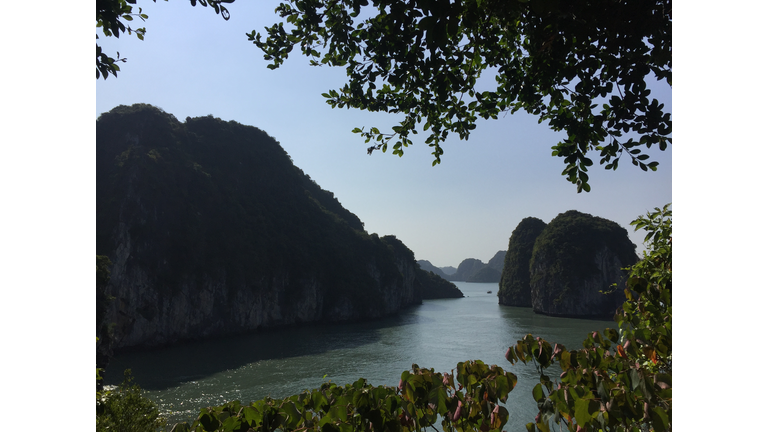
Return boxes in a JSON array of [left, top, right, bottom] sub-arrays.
[[487, 290, 492, 294]]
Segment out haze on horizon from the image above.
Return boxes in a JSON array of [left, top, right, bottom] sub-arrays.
[[95, 1, 671, 268]]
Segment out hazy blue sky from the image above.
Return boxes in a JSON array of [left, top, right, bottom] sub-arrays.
[[96, 1, 672, 267]]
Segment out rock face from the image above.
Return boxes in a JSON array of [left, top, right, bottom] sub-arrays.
[[498, 217, 547, 307], [466, 266, 501, 283], [440, 266, 457, 276], [415, 271, 464, 299], [97, 104, 435, 351], [529, 211, 637, 318], [422, 252, 506, 283], [416, 260, 451, 280], [451, 258, 486, 281], [486, 251, 506, 273]]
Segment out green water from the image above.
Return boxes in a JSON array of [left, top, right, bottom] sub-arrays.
[[103, 282, 615, 430]]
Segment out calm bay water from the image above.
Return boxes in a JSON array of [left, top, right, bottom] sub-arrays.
[[104, 282, 615, 430]]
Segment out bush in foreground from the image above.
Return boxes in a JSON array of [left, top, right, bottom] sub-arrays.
[[97, 369, 166, 432]]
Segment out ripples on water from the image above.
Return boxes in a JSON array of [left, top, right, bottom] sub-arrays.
[[103, 282, 615, 429]]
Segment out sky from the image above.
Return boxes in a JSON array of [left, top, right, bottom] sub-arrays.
[[94, 1, 672, 268]]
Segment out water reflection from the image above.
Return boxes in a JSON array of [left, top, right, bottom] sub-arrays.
[[104, 304, 421, 389]]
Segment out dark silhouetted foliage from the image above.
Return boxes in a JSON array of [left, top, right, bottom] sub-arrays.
[[97, 370, 166, 432], [252, 0, 671, 191]]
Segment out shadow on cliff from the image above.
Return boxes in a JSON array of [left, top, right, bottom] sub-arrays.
[[103, 305, 431, 390]]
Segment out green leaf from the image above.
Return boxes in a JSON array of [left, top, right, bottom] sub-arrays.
[[650, 406, 670, 431], [604, 328, 619, 343], [281, 401, 302, 426], [242, 406, 262, 426], [220, 416, 245, 432], [199, 412, 220, 432], [532, 383, 544, 402], [573, 398, 592, 426]]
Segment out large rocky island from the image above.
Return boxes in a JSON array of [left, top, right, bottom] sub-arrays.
[[498, 211, 637, 318], [96, 104, 462, 353]]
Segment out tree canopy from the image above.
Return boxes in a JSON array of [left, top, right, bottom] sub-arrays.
[[251, 0, 672, 191]]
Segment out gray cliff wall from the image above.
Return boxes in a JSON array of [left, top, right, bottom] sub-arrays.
[[530, 245, 628, 318], [105, 212, 421, 350], [374, 249, 419, 315], [498, 217, 547, 307], [97, 104, 423, 351]]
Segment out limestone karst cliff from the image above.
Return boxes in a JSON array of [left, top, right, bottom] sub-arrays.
[[498, 217, 547, 307], [450, 258, 487, 281], [486, 251, 506, 273], [416, 260, 451, 280], [415, 271, 464, 299], [465, 266, 502, 283], [529, 211, 638, 318], [96, 104, 459, 351]]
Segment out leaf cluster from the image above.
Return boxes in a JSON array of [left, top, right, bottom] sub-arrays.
[[97, 369, 167, 432], [169, 361, 516, 432], [251, 0, 672, 191]]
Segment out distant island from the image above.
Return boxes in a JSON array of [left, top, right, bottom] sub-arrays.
[[96, 104, 463, 355], [417, 250, 505, 283]]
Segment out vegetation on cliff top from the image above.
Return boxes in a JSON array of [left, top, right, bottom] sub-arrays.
[[531, 210, 638, 288]]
